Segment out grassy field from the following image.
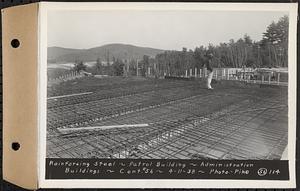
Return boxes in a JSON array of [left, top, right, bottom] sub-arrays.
[[47, 76, 288, 160]]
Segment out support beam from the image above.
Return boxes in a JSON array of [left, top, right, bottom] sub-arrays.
[[47, 92, 93, 100], [58, 124, 149, 132]]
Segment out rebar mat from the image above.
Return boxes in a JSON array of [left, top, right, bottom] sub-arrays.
[[47, 79, 288, 160]]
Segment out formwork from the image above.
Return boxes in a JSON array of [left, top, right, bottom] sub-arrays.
[[47, 77, 288, 160]]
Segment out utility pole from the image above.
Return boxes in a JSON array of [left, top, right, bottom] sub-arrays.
[[127, 60, 129, 76], [106, 49, 110, 66], [136, 60, 139, 76]]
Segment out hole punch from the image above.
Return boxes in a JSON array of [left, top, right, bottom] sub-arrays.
[[12, 142, 20, 151], [11, 39, 20, 48]]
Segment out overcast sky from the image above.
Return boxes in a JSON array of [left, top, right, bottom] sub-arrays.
[[48, 10, 287, 50]]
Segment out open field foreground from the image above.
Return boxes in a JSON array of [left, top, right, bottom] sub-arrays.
[[47, 77, 288, 160]]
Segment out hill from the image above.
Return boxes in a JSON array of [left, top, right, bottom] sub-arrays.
[[48, 43, 165, 63]]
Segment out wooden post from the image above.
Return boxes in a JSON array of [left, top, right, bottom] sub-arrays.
[[262, 75, 264, 84], [235, 70, 238, 80], [227, 69, 229, 80], [195, 68, 197, 77], [268, 74, 271, 84], [204, 68, 207, 77], [136, 61, 139, 76], [190, 68, 192, 77], [185, 70, 188, 77], [200, 69, 202, 78], [277, 73, 280, 85]]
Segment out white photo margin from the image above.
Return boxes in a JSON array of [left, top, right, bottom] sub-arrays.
[[38, 2, 298, 188]]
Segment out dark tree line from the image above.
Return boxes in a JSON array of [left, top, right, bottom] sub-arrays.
[[150, 15, 289, 76], [75, 57, 125, 76]]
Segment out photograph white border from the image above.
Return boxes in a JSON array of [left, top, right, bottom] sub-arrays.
[[38, 2, 298, 188]]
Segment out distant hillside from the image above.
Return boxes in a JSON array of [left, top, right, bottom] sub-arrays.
[[47, 47, 85, 61], [48, 43, 165, 63]]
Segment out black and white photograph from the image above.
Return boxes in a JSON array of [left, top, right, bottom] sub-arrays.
[[46, 8, 290, 159], [40, 2, 297, 187]]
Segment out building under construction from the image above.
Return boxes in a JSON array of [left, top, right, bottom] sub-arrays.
[[47, 76, 288, 160]]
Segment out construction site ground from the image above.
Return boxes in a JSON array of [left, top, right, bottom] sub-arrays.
[[47, 76, 288, 160]]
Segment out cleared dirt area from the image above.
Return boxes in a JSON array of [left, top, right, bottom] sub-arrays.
[[47, 76, 288, 159]]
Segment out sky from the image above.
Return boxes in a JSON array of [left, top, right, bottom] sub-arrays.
[[48, 10, 287, 50]]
